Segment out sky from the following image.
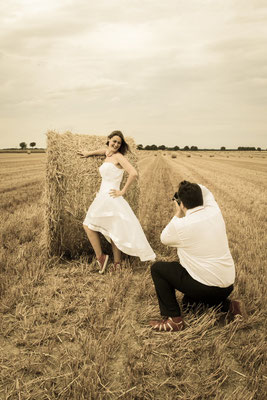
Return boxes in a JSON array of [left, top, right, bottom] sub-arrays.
[[0, 0, 267, 149]]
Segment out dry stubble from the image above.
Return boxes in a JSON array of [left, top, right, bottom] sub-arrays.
[[0, 151, 266, 400]]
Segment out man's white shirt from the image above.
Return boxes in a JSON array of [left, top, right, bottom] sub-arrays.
[[160, 185, 235, 288]]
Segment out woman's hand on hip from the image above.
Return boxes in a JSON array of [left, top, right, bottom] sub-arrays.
[[109, 189, 124, 198]]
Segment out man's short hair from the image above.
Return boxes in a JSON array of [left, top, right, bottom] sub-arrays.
[[178, 180, 203, 209]]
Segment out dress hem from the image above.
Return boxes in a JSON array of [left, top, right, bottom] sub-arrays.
[[84, 222, 156, 262]]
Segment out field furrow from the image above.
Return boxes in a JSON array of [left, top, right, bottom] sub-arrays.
[[138, 155, 180, 256], [0, 181, 44, 214], [169, 153, 267, 188]]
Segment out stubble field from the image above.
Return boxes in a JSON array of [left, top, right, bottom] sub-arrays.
[[0, 151, 266, 399]]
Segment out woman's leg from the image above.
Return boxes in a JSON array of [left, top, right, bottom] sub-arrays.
[[83, 225, 102, 259], [110, 239, 121, 263]]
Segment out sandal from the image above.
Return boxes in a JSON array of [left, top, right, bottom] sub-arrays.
[[149, 316, 184, 332], [97, 254, 109, 274]]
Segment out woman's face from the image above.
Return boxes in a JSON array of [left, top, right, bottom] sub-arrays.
[[108, 135, 122, 152]]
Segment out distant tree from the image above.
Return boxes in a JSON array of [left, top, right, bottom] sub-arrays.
[[238, 146, 256, 151], [183, 146, 189, 151], [257, 147, 261, 151], [144, 144, 158, 150], [19, 142, 27, 150], [30, 142, 36, 148], [158, 145, 166, 150], [137, 144, 143, 150], [173, 146, 180, 151], [190, 146, 198, 151], [221, 146, 226, 151]]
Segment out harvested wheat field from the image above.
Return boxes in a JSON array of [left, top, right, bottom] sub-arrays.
[[0, 150, 266, 400]]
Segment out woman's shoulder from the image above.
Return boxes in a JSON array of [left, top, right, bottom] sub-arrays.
[[114, 152, 130, 165], [115, 152, 129, 161]]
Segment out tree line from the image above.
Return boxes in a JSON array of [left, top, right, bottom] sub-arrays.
[[137, 144, 263, 151], [16, 143, 263, 151]]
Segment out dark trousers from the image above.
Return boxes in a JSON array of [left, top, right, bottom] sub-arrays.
[[151, 261, 233, 317]]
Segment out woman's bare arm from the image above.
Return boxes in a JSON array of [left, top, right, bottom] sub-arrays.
[[77, 148, 106, 158], [109, 153, 138, 197]]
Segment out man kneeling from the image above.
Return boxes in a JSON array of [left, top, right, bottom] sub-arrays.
[[150, 180, 245, 332]]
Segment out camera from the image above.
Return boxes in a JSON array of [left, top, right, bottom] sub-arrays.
[[172, 192, 181, 205]]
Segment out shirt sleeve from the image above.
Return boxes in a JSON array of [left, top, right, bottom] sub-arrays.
[[199, 184, 220, 210], [160, 216, 181, 247]]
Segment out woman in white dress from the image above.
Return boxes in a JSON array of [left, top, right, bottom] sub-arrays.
[[78, 131, 156, 273]]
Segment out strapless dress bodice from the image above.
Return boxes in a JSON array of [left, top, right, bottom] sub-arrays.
[[99, 162, 124, 193]]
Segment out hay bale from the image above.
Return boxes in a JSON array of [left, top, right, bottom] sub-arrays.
[[171, 154, 177, 158], [45, 131, 140, 258]]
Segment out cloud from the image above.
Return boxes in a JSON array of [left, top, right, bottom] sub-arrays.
[[0, 0, 267, 148]]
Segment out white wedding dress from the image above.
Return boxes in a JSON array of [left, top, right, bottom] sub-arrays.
[[83, 162, 156, 261]]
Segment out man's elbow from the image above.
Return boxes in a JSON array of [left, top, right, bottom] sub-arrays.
[[161, 234, 178, 247], [160, 233, 169, 245]]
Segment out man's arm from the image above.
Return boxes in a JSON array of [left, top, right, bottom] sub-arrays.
[[161, 199, 184, 246], [160, 217, 181, 247], [199, 184, 220, 210]]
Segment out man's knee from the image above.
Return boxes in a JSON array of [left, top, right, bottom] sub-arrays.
[[150, 261, 166, 276]]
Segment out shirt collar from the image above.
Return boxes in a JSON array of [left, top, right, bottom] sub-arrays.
[[185, 206, 204, 216]]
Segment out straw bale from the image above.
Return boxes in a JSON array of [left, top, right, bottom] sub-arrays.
[[45, 131, 140, 257]]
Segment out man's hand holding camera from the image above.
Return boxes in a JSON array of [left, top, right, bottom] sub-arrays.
[[172, 192, 185, 218]]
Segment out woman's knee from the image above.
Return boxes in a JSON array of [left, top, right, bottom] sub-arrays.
[[83, 224, 93, 235]]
